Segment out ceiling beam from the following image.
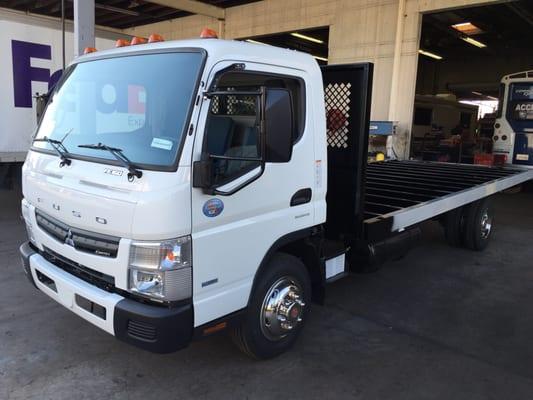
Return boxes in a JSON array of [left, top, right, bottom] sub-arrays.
[[506, 2, 533, 28], [145, 0, 225, 19]]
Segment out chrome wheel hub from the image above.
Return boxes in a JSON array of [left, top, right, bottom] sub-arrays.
[[480, 211, 493, 239], [260, 277, 305, 341]]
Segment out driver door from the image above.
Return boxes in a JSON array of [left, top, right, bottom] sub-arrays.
[[190, 61, 315, 326]]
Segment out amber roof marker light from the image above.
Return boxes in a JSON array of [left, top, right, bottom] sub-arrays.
[[83, 47, 97, 54], [131, 36, 147, 45], [148, 33, 164, 43], [115, 39, 130, 48], [200, 28, 218, 39]]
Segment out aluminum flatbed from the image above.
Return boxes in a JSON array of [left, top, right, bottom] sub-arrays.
[[363, 160, 533, 238]]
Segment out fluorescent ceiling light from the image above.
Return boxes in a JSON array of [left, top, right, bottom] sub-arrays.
[[461, 36, 487, 48], [291, 32, 324, 44], [313, 55, 328, 62], [472, 91, 483, 96], [418, 49, 443, 60], [245, 39, 267, 45], [451, 22, 483, 35]]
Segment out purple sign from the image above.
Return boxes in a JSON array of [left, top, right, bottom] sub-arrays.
[[11, 39, 62, 108]]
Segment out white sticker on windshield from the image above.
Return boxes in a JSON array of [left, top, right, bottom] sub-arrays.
[[151, 138, 173, 151]]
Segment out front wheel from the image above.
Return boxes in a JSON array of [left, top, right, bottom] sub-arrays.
[[232, 252, 311, 359]]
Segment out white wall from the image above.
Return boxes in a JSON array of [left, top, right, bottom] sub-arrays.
[[125, 0, 501, 158]]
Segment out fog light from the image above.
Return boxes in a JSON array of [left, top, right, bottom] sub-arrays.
[[128, 236, 192, 302], [130, 269, 163, 297]]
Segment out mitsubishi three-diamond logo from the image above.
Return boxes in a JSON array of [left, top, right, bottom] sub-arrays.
[[65, 229, 75, 247]]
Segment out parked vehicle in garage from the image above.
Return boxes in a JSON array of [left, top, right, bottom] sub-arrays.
[[493, 70, 533, 167], [19, 34, 533, 359], [0, 10, 115, 186]]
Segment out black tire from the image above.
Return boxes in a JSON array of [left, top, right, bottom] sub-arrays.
[[462, 198, 494, 251], [347, 244, 382, 273], [444, 207, 464, 247], [231, 252, 311, 359]]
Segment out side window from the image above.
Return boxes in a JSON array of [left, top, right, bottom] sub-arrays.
[[205, 92, 261, 185], [202, 71, 305, 186]]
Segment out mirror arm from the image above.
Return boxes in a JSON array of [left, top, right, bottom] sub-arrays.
[[211, 164, 266, 196], [259, 86, 267, 163]]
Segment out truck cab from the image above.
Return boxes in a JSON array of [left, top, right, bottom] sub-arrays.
[[20, 37, 333, 358]]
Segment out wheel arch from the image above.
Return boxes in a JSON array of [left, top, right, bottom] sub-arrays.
[[248, 226, 325, 307]]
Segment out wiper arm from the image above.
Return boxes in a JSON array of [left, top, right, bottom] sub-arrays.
[[78, 142, 143, 180], [33, 136, 72, 166]]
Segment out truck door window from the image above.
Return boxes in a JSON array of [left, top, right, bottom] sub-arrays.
[[205, 92, 261, 185], [203, 72, 305, 186]]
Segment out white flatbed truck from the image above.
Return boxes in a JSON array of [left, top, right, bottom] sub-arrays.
[[19, 34, 533, 359]]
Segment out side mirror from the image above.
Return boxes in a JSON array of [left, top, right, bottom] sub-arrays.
[[265, 88, 293, 163], [192, 159, 213, 190]]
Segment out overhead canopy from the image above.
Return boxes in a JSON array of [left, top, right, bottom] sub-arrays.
[[2, 0, 260, 29]]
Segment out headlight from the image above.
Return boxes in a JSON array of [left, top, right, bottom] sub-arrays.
[[128, 236, 192, 302]]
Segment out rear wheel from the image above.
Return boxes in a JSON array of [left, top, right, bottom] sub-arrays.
[[463, 198, 494, 251], [444, 207, 464, 247], [232, 253, 311, 359]]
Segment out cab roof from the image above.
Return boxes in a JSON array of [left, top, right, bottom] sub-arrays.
[[75, 38, 319, 73]]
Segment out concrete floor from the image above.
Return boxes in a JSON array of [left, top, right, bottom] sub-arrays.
[[1, 186, 533, 400]]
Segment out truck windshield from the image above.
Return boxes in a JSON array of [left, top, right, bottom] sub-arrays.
[[33, 51, 204, 169]]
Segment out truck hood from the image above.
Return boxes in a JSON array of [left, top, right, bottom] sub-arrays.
[[22, 151, 191, 240]]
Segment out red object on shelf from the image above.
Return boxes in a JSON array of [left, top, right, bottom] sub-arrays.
[[493, 154, 508, 166], [474, 153, 494, 166]]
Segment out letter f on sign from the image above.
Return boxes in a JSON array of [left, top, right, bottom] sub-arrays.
[[12, 40, 51, 108]]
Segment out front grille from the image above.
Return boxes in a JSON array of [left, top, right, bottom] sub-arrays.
[[127, 320, 157, 342], [42, 246, 116, 292], [35, 210, 120, 258]]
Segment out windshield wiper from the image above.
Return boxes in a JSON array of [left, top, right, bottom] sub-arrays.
[[78, 143, 143, 180], [33, 136, 72, 166]]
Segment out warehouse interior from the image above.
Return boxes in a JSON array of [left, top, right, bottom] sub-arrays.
[[412, 0, 533, 161]]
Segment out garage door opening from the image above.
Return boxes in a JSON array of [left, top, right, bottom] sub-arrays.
[[241, 27, 329, 65], [412, 0, 533, 166]]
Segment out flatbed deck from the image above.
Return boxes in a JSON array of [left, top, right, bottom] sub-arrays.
[[363, 160, 533, 237]]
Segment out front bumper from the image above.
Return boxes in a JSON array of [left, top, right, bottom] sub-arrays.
[[20, 242, 193, 353]]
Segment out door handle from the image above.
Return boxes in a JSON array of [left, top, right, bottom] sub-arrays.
[[290, 188, 312, 206]]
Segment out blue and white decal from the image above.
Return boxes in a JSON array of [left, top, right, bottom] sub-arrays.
[[202, 198, 224, 218]]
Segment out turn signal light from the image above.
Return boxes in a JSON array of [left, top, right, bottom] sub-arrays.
[[148, 33, 164, 43], [203, 322, 227, 336], [131, 36, 147, 45], [83, 47, 97, 54], [200, 28, 218, 39], [115, 39, 130, 47]]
